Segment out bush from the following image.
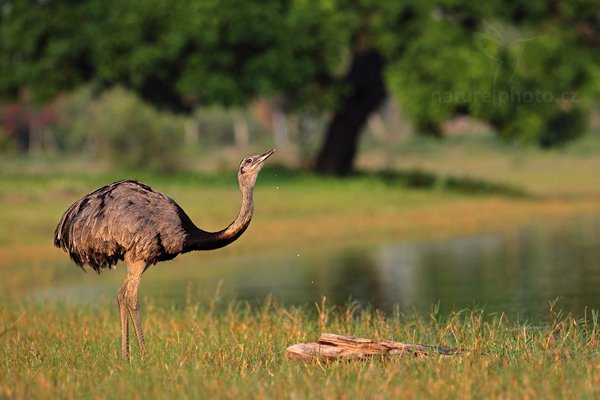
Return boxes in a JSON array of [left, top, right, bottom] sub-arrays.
[[74, 87, 185, 172], [0, 126, 17, 153]]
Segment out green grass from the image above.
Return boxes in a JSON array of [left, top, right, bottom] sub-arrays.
[[2, 136, 600, 399], [2, 297, 599, 399]]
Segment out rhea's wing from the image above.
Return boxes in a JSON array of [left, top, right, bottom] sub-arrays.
[[54, 180, 190, 271]]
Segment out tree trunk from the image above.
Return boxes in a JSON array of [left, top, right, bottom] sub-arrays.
[[315, 49, 387, 176]]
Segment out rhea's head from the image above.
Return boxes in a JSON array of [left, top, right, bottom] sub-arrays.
[[237, 149, 275, 188]]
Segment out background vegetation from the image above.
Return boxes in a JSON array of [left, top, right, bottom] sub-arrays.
[[1, 0, 599, 174], [1, 1, 600, 398]]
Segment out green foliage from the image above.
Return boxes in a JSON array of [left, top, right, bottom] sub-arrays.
[[487, 26, 591, 147], [386, 16, 596, 146], [387, 19, 498, 130], [0, 0, 98, 102], [1, 0, 599, 149], [74, 87, 185, 172]]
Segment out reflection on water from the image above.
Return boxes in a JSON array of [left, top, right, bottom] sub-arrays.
[[31, 214, 600, 319]]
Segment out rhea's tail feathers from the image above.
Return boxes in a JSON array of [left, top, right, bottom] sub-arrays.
[[53, 202, 109, 273]]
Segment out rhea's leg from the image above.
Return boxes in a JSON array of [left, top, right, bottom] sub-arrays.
[[117, 283, 129, 360], [125, 260, 147, 357], [128, 280, 146, 356]]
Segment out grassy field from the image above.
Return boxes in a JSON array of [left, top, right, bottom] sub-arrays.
[[2, 298, 599, 399], [2, 135, 600, 398]]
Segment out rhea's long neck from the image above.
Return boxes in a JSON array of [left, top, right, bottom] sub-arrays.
[[183, 185, 254, 252]]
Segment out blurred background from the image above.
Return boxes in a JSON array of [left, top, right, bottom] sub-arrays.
[[1, 0, 600, 320]]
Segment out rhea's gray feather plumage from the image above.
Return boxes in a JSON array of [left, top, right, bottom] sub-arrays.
[[53, 149, 274, 359], [53, 179, 191, 272]]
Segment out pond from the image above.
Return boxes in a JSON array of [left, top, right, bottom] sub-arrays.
[[142, 213, 600, 320], [32, 213, 600, 320]]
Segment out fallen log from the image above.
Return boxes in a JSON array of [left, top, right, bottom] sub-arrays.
[[286, 333, 466, 361]]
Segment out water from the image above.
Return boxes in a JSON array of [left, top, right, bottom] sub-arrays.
[[32, 214, 600, 320], [146, 213, 600, 319]]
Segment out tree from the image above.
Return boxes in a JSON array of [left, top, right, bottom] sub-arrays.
[[385, 1, 599, 147], [314, 48, 386, 175], [1, 0, 599, 174]]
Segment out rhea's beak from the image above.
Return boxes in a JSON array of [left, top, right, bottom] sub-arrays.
[[257, 149, 275, 163]]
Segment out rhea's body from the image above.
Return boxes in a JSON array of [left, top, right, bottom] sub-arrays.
[[54, 179, 250, 272]]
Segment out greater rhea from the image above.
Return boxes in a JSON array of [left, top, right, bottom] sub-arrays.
[[53, 149, 274, 359]]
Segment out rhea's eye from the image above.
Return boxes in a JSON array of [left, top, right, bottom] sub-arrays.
[[245, 158, 252, 164]]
